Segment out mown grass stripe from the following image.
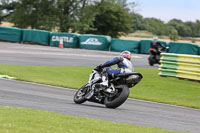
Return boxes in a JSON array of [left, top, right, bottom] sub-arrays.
[[0, 106, 181, 133]]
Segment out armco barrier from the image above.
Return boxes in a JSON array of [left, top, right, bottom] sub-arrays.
[[0, 26, 22, 42], [110, 38, 139, 53], [22, 29, 50, 45], [159, 53, 200, 81], [79, 34, 111, 50], [50, 32, 79, 48]]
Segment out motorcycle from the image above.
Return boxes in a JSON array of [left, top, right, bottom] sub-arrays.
[[148, 47, 168, 66], [74, 68, 143, 109]]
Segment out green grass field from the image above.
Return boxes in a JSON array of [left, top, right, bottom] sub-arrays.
[[0, 106, 182, 133], [0, 65, 199, 109]]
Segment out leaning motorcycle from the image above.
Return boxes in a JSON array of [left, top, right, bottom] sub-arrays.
[[74, 68, 143, 109]]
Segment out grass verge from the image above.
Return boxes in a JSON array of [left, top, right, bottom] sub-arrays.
[[0, 65, 199, 109], [0, 106, 182, 133]]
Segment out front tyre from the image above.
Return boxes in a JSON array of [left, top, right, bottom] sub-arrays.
[[148, 55, 155, 66], [104, 85, 129, 109], [74, 85, 88, 104]]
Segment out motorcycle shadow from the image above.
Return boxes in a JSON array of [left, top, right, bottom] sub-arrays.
[[72, 102, 125, 110]]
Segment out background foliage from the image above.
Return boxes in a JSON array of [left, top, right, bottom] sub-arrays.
[[1, 0, 200, 38]]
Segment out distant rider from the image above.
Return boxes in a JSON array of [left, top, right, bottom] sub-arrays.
[[150, 37, 165, 53]]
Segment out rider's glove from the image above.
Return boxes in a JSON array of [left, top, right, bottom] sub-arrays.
[[162, 47, 166, 51], [94, 64, 103, 72]]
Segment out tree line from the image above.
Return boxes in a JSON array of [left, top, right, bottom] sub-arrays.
[[0, 0, 200, 38], [132, 13, 200, 38]]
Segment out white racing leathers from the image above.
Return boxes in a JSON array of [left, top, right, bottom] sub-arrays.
[[99, 57, 134, 87], [120, 58, 134, 73]]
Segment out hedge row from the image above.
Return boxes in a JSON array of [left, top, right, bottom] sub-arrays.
[[0, 26, 200, 55]]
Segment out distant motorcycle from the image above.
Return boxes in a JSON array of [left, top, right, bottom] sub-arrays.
[[74, 68, 143, 109], [148, 47, 168, 66]]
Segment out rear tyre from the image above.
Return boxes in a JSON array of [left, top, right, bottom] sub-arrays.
[[104, 85, 129, 109], [74, 85, 88, 104]]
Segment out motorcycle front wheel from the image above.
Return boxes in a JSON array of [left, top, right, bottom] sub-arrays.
[[74, 84, 88, 104], [148, 55, 155, 66], [104, 85, 129, 109]]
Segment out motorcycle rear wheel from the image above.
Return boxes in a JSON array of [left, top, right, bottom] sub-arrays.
[[74, 85, 88, 104], [104, 85, 129, 109]]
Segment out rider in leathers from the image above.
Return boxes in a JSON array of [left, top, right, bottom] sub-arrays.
[[150, 37, 165, 53], [95, 51, 133, 87]]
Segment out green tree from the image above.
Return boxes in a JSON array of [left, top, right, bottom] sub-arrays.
[[169, 29, 179, 41], [144, 18, 171, 36], [9, 0, 58, 30], [0, 0, 16, 24], [57, 0, 96, 32], [167, 19, 192, 37], [195, 20, 200, 37], [0, 7, 3, 24], [185, 20, 200, 37], [87, 0, 133, 38], [132, 13, 147, 31], [36, 0, 59, 30], [5, 0, 95, 32], [2, 0, 135, 36]]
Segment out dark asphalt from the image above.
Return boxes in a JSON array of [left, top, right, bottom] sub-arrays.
[[0, 42, 199, 133], [0, 42, 158, 68], [0, 78, 200, 133]]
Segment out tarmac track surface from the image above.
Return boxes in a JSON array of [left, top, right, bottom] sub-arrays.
[[0, 42, 200, 133], [0, 42, 156, 67], [0, 78, 200, 133]]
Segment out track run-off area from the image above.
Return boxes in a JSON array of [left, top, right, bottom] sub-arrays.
[[0, 42, 200, 133]]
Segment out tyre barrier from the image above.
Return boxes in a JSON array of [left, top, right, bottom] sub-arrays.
[[110, 38, 140, 53], [50, 32, 79, 48], [22, 29, 50, 45], [168, 42, 199, 55], [79, 34, 111, 51], [0, 26, 200, 55], [0, 26, 22, 43], [159, 53, 200, 81]]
